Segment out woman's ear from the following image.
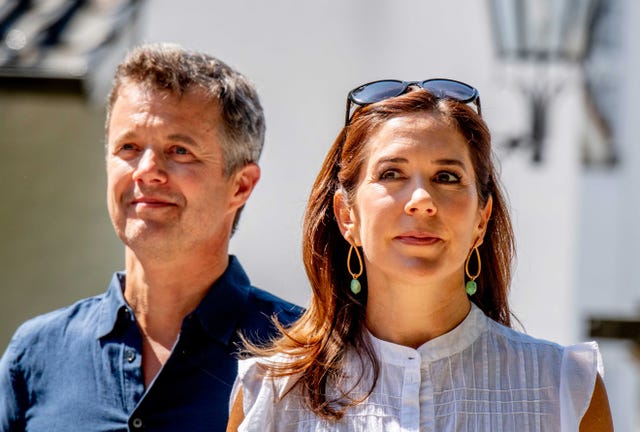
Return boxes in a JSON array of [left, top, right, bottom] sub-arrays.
[[474, 194, 493, 247], [333, 189, 359, 244]]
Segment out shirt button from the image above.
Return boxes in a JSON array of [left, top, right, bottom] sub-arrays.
[[131, 418, 143, 428], [126, 350, 136, 363]]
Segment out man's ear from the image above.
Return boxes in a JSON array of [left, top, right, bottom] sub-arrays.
[[229, 163, 261, 212], [333, 189, 359, 244], [474, 194, 493, 247]]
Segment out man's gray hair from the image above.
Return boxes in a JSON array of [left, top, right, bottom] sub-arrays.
[[106, 43, 265, 177]]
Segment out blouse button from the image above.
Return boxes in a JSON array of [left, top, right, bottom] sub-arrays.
[[131, 418, 143, 428], [126, 349, 136, 363]]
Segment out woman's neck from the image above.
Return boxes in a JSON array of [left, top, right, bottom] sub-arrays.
[[364, 276, 471, 349]]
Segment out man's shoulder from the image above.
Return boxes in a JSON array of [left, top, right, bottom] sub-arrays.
[[242, 285, 304, 326], [222, 256, 304, 326], [10, 292, 107, 351], [232, 284, 303, 346]]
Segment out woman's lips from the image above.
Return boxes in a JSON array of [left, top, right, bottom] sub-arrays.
[[394, 232, 442, 246]]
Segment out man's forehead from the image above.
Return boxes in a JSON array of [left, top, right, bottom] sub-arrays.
[[106, 82, 224, 143]]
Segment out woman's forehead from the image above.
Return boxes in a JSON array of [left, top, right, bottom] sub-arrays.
[[362, 113, 469, 159]]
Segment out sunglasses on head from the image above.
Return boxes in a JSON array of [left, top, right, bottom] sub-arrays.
[[345, 78, 481, 125]]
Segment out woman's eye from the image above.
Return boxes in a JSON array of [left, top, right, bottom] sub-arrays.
[[173, 146, 189, 155], [434, 171, 460, 183], [121, 143, 137, 151], [380, 169, 403, 180]]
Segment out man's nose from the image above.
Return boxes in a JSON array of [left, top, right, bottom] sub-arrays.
[[132, 148, 168, 184]]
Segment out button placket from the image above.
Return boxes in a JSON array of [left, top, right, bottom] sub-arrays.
[[400, 354, 421, 431], [121, 341, 143, 412]]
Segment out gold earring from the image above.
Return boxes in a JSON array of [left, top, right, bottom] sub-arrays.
[[347, 244, 363, 294], [465, 246, 481, 296]]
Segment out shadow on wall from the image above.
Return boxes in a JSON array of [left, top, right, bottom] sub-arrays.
[[0, 91, 122, 350]]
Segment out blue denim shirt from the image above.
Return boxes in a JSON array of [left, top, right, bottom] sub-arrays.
[[0, 256, 303, 431]]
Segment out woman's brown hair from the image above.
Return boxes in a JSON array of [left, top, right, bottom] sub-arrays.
[[249, 89, 516, 420]]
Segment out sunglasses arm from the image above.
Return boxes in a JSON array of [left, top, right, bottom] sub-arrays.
[[345, 98, 353, 126]]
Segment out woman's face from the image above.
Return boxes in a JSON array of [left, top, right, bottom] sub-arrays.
[[335, 112, 492, 289]]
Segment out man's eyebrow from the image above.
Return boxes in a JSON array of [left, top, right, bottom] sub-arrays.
[[112, 130, 137, 143], [110, 131, 201, 149], [167, 133, 199, 147]]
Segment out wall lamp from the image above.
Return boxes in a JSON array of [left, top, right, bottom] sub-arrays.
[[488, 0, 602, 163]]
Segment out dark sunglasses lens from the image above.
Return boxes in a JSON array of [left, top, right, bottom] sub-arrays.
[[421, 80, 476, 102], [350, 81, 405, 104]]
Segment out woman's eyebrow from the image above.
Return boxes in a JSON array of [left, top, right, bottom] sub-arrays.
[[433, 158, 465, 168], [375, 157, 409, 164]]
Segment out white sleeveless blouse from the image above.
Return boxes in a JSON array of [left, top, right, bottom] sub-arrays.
[[233, 304, 602, 431]]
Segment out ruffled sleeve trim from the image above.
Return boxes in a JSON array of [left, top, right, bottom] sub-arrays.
[[231, 356, 301, 431], [559, 341, 603, 431]]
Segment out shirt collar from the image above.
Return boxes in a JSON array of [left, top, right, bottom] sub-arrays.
[[94, 256, 251, 345], [96, 271, 132, 339], [192, 255, 250, 346]]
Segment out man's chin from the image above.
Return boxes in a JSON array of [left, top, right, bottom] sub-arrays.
[[120, 222, 176, 248]]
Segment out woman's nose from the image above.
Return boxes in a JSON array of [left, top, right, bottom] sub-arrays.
[[132, 148, 168, 184], [404, 186, 436, 215]]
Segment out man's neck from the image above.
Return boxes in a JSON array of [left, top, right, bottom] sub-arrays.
[[122, 247, 229, 386], [123, 247, 228, 332]]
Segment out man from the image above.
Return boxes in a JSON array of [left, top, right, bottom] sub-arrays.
[[0, 43, 302, 431]]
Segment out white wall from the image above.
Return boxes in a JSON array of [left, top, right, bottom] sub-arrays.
[[576, 0, 640, 428], [140, 0, 634, 428], [142, 0, 581, 338], [0, 0, 634, 427], [141, 0, 497, 307]]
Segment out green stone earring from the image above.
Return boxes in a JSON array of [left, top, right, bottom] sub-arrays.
[[465, 246, 481, 296], [347, 244, 363, 295]]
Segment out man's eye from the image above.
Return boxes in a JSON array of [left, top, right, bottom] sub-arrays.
[[121, 143, 136, 151], [169, 146, 196, 161]]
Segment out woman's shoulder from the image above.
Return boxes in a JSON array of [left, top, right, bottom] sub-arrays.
[[237, 354, 303, 402], [480, 314, 603, 376], [483, 316, 603, 385], [485, 315, 590, 353], [233, 354, 310, 430], [479, 315, 605, 425], [238, 353, 297, 375]]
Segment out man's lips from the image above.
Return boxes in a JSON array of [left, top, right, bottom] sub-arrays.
[[130, 197, 177, 207], [394, 232, 442, 245]]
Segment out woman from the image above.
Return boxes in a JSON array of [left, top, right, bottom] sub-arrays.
[[228, 79, 613, 431]]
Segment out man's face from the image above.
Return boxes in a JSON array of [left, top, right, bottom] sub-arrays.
[[106, 82, 252, 260]]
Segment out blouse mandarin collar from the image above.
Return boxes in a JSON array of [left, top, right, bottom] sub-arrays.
[[367, 303, 488, 366]]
